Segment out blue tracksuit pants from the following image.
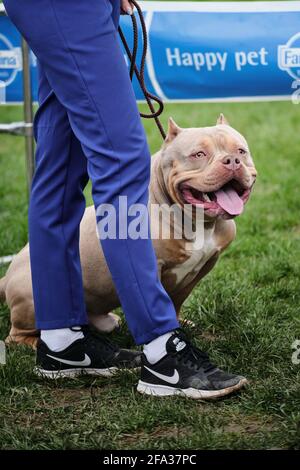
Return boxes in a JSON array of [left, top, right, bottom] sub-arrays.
[[4, 0, 178, 344]]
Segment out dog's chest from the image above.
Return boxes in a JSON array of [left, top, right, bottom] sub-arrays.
[[169, 232, 217, 290]]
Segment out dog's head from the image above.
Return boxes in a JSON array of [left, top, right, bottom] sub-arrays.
[[158, 115, 257, 220]]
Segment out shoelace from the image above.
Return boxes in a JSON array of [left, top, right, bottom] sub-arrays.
[[174, 331, 216, 373]]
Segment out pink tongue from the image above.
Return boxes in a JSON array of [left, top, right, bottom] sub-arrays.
[[215, 187, 244, 215]]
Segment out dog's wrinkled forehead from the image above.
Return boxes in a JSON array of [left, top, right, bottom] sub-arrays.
[[161, 116, 254, 171], [174, 126, 249, 157]]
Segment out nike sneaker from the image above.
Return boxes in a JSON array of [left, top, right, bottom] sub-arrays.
[[35, 326, 142, 379], [137, 330, 248, 399]]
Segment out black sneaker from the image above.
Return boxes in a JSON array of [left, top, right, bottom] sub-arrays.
[[35, 326, 142, 379], [137, 330, 248, 399]]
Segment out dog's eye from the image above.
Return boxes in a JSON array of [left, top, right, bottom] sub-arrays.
[[238, 148, 246, 155], [194, 151, 206, 158]]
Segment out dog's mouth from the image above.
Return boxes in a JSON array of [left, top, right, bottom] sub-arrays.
[[179, 179, 251, 217]]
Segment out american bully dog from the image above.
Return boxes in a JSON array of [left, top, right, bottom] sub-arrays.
[[0, 115, 257, 348]]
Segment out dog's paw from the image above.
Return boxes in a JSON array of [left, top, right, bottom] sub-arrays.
[[89, 312, 121, 333]]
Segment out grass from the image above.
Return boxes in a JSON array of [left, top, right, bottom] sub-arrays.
[[0, 0, 300, 449], [0, 100, 300, 450]]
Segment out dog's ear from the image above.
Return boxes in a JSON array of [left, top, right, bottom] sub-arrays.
[[165, 117, 182, 143], [217, 113, 229, 125]]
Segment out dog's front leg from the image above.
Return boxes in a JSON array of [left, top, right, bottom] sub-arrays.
[[172, 253, 220, 324]]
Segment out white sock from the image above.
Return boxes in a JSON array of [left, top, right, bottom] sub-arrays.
[[41, 327, 84, 352], [143, 331, 173, 364]]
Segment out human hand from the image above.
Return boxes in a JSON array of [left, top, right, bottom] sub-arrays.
[[121, 0, 134, 15]]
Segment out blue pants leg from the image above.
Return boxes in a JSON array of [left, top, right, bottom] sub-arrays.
[[4, 0, 179, 344], [29, 62, 89, 328]]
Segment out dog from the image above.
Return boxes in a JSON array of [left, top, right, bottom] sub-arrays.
[[0, 114, 257, 348]]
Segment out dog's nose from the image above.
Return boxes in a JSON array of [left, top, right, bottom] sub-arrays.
[[221, 155, 241, 171]]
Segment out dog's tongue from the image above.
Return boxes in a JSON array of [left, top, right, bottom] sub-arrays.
[[215, 186, 244, 215]]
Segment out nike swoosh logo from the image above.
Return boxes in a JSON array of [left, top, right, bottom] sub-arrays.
[[46, 353, 92, 367], [144, 366, 179, 385]]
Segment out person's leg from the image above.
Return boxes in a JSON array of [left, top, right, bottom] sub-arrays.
[[4, 0, 179, 345], [25, 61, 142, 373], [29, 61, 89, 329]]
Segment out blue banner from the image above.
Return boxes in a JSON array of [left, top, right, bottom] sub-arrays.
[[1, 1, 300, 103]]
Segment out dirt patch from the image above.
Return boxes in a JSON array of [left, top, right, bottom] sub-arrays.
[[223, 416, 275, 435], [119, 425, 192, 446], [292, 225, 300, 236], [200, 331, 223, 342], [41, 387, 93, 408]]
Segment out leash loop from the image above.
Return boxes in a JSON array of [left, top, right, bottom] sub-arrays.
[[118, 0, 167, 140]]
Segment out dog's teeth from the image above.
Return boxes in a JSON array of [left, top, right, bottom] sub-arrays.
[[202, 193, 210, 202]]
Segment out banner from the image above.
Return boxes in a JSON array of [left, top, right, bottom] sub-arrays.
[[1, 1, 300, 103]]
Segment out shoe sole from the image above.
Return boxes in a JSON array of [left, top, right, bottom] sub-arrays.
[[34, 366, 119, 379], [137, 378, 248, 399]]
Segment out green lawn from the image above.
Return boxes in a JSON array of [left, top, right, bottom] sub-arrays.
[[0, 100, 300, 450], [0, 0, 299, 452]]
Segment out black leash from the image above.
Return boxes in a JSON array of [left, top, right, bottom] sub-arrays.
[[118, 0, 167, 140]]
